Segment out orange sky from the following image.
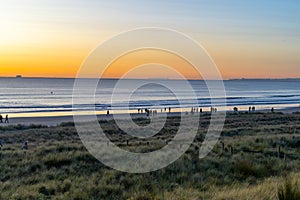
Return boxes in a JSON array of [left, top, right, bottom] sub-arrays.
[[102, 50, 202, 79], [1, 41, 299, 79]]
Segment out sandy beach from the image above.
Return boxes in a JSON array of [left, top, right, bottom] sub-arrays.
[[1, 112, 181, 126], [1, 106, 299, 127]]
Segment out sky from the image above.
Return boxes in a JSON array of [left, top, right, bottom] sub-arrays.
[[0, 0, 300, 79]]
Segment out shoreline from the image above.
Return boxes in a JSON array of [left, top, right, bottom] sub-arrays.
[[0, 106, 299, 127]]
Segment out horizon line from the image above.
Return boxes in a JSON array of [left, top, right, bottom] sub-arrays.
[[1, 76, 300, 81]]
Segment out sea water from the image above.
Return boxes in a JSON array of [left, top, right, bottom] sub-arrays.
[[0, 77, 299, 117]]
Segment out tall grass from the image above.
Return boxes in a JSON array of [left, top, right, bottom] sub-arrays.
[[278, 178, 300, 200]]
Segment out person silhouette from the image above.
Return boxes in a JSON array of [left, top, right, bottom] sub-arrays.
[[22, 141, 28, 150], [4, 115, 8, 123], [145, 109, 150, 117], [0, 115, 2, 123]]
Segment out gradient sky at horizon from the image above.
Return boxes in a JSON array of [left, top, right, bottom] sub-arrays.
[[0, 0, 299, 79]]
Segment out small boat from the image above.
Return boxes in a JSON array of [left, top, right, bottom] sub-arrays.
[[16, 75, 22, 78]]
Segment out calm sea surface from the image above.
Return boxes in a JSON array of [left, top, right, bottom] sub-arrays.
[[0, 78, 299, 117]]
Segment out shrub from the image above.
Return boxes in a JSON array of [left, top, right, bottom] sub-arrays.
[[235, 160, 257, 178], [59, 179, 72, 193], [38, 186, 50, 196], [28, 124, 48, 129], [59, 122, 75, 127]]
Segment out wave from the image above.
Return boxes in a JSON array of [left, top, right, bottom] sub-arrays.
[[268, 94, 300, 98], [1, 96, 300, 114]]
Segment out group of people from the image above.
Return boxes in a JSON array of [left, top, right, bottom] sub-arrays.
[[191, 107, 204, 113], [210, 107, 217, 113], [248, 106, 256, 112], [160, 107, 172, 113], [234, 106, 256, 112], [138, 108, 159, 117], [236, 106, 274, 113], [138, 108, 171, 115], [107, 106, 276, 117], [0, 114, 9, 123], [137, 107, 208, 116]]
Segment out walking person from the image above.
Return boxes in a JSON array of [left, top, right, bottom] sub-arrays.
[[233, 107, 238, 112], [4, 115, 8, 123], [145, 109, 150, 117], [0, 114, 2, 123]]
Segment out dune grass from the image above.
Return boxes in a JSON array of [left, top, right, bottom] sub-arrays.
[[0, 112, 299, 199]]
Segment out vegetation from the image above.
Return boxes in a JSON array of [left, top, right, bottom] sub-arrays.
[[278, 177, 300, 200], [0, 112, 299, 199]]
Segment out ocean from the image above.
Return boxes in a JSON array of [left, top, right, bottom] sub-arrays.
[[0, 77, 299, 118]]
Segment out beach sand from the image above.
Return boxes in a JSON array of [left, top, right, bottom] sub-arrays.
[[1, 112, 180, 126], [1, 106, 299, 127]]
